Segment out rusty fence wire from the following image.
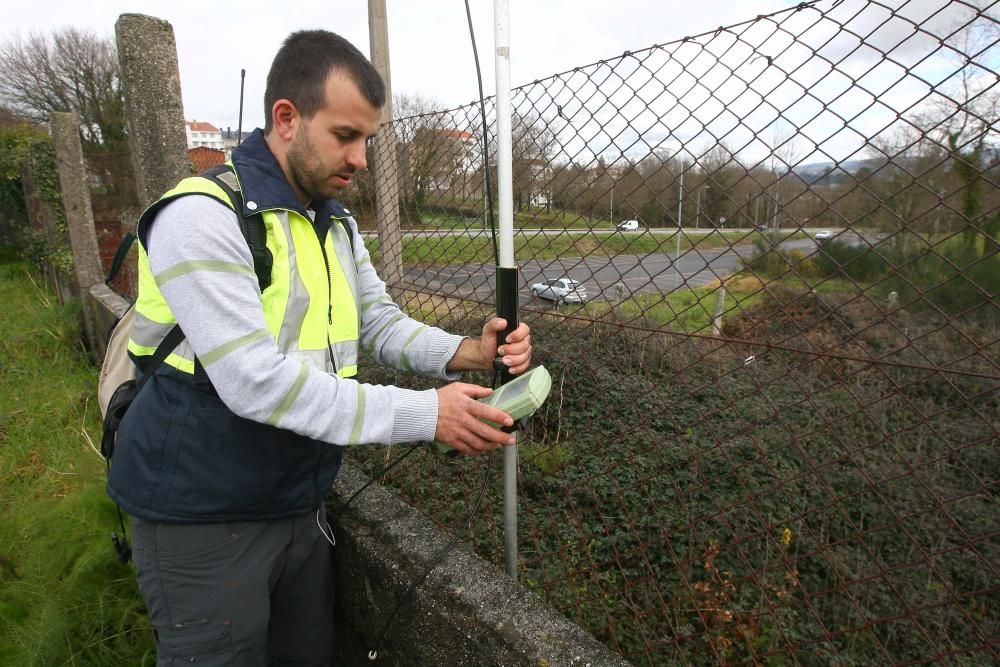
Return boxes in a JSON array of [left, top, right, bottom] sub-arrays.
[[341, 0, 1000, 664]]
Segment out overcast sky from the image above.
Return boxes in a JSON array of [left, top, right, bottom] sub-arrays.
[[3, 1, 995, 166], [2, 0, 802, 131]]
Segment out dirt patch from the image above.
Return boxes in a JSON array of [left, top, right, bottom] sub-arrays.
[[401, 290, 489, 324], [700, 275, 765, 292], [573, 237, 601, 255], [723, 275, 765, 292]]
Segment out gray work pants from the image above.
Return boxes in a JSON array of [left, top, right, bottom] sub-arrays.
[[131, 508, 335, 666]]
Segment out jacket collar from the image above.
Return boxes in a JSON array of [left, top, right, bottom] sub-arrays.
[[230, 128, 349, 222]]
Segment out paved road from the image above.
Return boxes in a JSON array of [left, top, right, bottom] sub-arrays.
[[402, 237, 818, 304]]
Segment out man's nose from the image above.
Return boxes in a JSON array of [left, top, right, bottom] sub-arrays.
[[347, 141, 367, 170]]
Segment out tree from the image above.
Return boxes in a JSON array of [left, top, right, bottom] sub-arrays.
[[865, 125, 950, 236], [511, 111, 555, 210], [392, 93, 470, 215], [0, 28, 126, 150], [0, 121, 48, 245], [909, 13, 1000, 247]]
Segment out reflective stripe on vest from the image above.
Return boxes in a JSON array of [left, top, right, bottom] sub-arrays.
[[128, 174, 360, 380]]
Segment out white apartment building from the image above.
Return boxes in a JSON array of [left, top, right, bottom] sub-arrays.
[[185, 120, 225, 150]]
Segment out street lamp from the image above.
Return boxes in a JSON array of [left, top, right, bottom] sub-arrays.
[[675, 172, 684, 288], [695, 185, 709, 230], [610, 184, 614, 226]]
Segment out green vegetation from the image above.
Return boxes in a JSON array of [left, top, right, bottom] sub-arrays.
[[578, 279, 765, 334], [0, 261, 154, 666], [350, 233, 999, 665], [746, 235, 1000, 323], [366, 228, 795, 267], [0, 123, 74, 275]]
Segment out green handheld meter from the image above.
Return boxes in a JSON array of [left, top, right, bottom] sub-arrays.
[[435, 365, 552, 453]]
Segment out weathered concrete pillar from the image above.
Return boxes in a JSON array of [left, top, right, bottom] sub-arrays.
[[50, 111, 105, 356], [115, 13, 191, 208]]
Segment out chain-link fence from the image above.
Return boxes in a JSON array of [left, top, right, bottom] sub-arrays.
[[82, 148, 139, 296], [343, 0, 999, 664]]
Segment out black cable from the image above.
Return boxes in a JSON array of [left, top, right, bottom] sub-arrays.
[[367, 438, 496, 661], [465, 0, 499, 266], [337, 444, 420, 513], [363, 370, 501, 660], [363, 4, 503, 659]]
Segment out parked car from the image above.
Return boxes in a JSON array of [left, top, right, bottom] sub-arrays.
[[814, 230, 833, 240], [530, 277, 588, 304], [617, 219, 639, 231]]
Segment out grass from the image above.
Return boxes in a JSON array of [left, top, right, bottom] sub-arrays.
[[569, 275, 771, 334], [366, 228, 798, 267], [0, 259, 154, 666]]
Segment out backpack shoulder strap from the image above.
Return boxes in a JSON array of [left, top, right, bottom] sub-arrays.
[[105, 232, 136, 285], [127, 165, 272, 395], [199, 164, 272, 291]]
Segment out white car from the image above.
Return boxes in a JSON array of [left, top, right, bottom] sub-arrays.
[[617, 219, 639, 231], [530, 277, 588, 304], [814, 230, 833, 240]]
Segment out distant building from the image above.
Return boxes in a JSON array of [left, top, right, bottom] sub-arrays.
[[188, 146, 226, 173], [418, 128, 480, 193], [185, 120, 225, 150], [220, 127, 250, 153], [439, 129, 479, 175]]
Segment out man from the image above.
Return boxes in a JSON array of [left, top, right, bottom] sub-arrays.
[[108, 30, 531, 665]]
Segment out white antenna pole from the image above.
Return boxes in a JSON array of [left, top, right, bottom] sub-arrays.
[[494, 0, 518, 581], [495, 0, 514, 270]]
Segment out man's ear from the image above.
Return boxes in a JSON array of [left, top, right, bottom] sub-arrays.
[[270, 99, 298, 141]]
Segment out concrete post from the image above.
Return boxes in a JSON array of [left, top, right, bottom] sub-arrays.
[[368, 0, 403, 300], [50, 111, 105, 357], [115, 13, 192, 208], [712, 285, 727, 337]]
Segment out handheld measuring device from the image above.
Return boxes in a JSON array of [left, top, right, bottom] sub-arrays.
[[435, 365, 551, 453]]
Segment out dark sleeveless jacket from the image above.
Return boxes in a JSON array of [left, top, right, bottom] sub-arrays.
[[107, 130, 350, 523]]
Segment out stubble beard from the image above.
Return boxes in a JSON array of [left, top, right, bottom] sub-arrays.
[[287, 131, 338, 204]]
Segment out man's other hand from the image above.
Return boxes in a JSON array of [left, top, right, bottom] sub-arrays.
[[445, 318, 533, 374], [479, 318, 532, 374], [435, 382, 515, 456]]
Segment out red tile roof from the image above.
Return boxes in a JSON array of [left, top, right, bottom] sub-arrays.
[[188, 147, 226, 173], [187, 120, 220, 133]]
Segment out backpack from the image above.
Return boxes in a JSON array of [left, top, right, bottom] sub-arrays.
[[98, 164, 272, 563]]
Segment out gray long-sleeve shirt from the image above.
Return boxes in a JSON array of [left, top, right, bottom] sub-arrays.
[[146, 194, 464, 446]]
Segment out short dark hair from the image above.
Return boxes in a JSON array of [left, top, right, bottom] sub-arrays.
[[264, 30, 385, 132]]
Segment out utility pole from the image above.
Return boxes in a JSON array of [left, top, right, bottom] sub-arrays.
[[676, 170, 683, 289], [695, 185, 708, 230], [771, 190, 781, 230], [677, 170, 684, 229], [237, 68, 245, 144], [368, 0, 403, 298]]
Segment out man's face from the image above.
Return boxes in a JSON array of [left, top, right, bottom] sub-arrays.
[[286, 72, 381, 204]]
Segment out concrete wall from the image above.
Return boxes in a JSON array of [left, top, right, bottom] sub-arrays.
[[328, 465, 630, 667]]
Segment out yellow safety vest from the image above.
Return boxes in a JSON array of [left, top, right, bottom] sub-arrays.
[[128, 171, 360, 380]]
